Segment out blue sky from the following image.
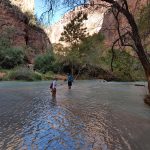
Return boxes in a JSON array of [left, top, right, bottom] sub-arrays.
[[35, 0, 67, 25]]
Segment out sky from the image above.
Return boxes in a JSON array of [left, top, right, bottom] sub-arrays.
[[35, 0, 67, 25]]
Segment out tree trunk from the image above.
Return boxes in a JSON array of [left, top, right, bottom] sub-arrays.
[[120, 6, 150, 93], [71, 62, 74, 76], [147, 72, 150, 93], [103, 0, 150, 94]]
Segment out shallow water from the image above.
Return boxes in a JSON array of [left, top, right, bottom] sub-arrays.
[[0, 81, 150, 150]]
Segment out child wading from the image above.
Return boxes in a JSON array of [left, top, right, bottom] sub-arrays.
[[50, 78, 57, 97], [67, 73, 74, 89]]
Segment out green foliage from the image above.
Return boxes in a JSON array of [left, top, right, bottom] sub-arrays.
[[24, 11, 45, 28], [100, 49, 145, 81], [60, 11, 88, 46], [43, 71, 55, 80], [66, 47, 81, 64], [0, 38, 25, 69], [58, 11, 90, 74], [8, 67, 42, 81], [137, 3, 150, 51], [34, 53, 55, 73], [138, 3, 150, 35], [53, 43, 68, 56], [78, 32, 105, 64], [54, 32, 105, 75]]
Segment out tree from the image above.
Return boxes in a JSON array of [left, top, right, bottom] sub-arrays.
[[43, 0, 150, 93], [0, 37, 25, 69], [78, 32, 105, 65], [59, 11, 88, 46], [137, 2, 150, 49], [59, 11, 88, 74], [34, 53, 55, 73], [101, 0, 150, 93]]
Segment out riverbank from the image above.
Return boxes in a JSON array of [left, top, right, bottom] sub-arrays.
[[0, 68, 146, 82], [0, 68, 66, 81]]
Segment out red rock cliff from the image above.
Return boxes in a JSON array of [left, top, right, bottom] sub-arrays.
[[101, 0, 149, 47], [0, 0, 52, 63]]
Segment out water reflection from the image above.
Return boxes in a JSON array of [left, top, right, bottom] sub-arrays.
[[0, 83, 88, 150], [0, 81, 150, 150], [50, 96, 57, 107]]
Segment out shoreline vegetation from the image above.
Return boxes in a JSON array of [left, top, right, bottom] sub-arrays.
[[1, 67, 149, 106], [0, 67, 146, 82], [0, 68, 66, 81]]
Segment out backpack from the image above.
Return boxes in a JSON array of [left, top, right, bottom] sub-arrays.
[[50, 82, 53, 89]]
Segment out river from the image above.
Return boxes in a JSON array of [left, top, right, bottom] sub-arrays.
[[0, 81, 150, 150]]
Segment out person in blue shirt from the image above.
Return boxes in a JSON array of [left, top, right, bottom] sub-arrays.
[[67, 73, 74, 89]]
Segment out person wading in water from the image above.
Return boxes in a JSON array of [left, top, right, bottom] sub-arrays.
[[50, 78, 57, 97], [67, 73, 74, 89]]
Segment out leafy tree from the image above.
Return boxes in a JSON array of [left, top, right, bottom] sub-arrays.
[[138, 3, 150, 50], [59, 11, 88, 74], [34, 53, 55, 73], [44, 0, 150, 93], [53, 43, 69, 56], [78, 32, 105, 65], [0, 38, 25, 69], [60, 11, 88, 46], [138, 3, 150, 35], [101, 49, 145, 81]]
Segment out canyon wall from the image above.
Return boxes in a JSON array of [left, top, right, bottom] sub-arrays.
[[46, 3, 107, 44], [0, 0, 51, 63], [10, 0, 34, 13], [47, 0, 149, 48], [101, 0, 149, 47]]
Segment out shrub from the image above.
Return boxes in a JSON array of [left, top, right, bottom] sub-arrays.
[[0, 37, 25, 69], [32, 72, 42, 80], [34, 53, 55, 73], [100, 49, 145, 81], [0, 47, 25, 69], [8, 67, 42, 81], [43, 71, 55, 80]]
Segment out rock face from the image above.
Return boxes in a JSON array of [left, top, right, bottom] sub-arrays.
[[101, 0, 149, 47], [46, 3, 107, 44], [10, 0, 34, 13], [0, 0, 51, 63], [47, 0, 148, 47]]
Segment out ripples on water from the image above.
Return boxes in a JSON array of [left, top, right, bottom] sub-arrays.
[[0, 81, 150, 150]]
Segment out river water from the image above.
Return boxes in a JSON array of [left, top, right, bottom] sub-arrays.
[[0, 81, 150, 150]]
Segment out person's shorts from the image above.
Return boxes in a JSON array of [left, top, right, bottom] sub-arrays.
[[52, 88, 56, 95], [68, 81, 72, 86]]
